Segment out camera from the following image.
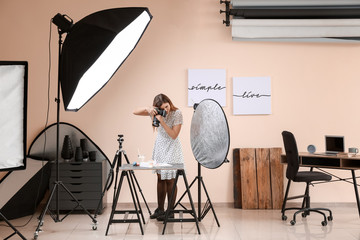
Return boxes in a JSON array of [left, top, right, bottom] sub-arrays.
[[152, 108, 167, 127], [117, 134, 124, 144]]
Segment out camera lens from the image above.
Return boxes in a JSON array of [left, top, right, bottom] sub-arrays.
[[152, 108, 166, 127]]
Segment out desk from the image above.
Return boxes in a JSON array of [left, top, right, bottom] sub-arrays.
[[281, 152, 360, 216], [105, 163, 200, 235]]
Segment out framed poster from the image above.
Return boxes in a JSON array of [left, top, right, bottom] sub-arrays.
[[233, 77, 271, 115], [188, 69, 226, 107]]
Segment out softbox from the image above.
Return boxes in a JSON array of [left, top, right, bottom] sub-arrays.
[[0, 61, 28, 171]]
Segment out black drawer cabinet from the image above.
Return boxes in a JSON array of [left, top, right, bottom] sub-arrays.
[[49, 160, 107, 214]]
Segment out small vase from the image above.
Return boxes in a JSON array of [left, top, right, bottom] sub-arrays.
[[61, 135, 74, 160], [75, 147, 83, 162], [83, 150, 89, 162], [80, 139, 89, 161], [80, 138, 89, 152], [89, 151, 97, 162]]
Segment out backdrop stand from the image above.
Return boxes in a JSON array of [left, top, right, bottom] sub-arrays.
[[33, 29, 97, 240]]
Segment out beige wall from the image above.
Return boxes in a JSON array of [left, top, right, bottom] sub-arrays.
[[1, 0, 360, 204]]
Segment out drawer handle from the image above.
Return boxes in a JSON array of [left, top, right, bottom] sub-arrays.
[[70, 177, 82, 179], [70, 170, 82, 172], [72, 191, 82, 194], [70, 183, 82, 185]]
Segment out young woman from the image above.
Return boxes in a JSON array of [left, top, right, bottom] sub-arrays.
[[133, 93, 184, 220]]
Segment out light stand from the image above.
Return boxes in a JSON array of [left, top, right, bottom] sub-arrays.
[[33, 8, 151, 239], [174, 163, 220, 226], [176, 99, 230, 227], [34, 24, 97, 240]]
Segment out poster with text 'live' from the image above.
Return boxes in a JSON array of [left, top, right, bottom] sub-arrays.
[[233, 77, 271, 115], [188, 69, 226, 107]]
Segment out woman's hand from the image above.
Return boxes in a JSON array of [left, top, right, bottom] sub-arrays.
[[161, 123, 181, 140], [158, 114, 181, 140], [150, 107, 158, 117], [155, 114, 165, 125]]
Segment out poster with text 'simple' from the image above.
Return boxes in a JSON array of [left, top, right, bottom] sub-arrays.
[[188, 69, 226, 107]]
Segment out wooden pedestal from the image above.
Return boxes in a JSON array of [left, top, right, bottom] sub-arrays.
[[233, 148, 283, 209]]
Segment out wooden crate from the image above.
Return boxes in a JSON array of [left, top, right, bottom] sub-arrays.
[[233, 148, 283, 209]]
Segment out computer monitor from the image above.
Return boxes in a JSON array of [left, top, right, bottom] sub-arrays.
[[325, 135, 344, 154]]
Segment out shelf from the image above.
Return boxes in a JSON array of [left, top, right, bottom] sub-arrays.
[[301, 156, 341, 168]]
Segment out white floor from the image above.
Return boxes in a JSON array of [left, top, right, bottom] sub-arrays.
[[1, 203, 360, 240]]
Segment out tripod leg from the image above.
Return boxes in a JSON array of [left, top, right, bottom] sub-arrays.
[[126, 172, 144, 235], [200, 177, 220, 227], [94, 168, 114, 219], [57, 182, 97, 224], [123, 151, 152, 215], [112, 154, 122, 202], [106, 171, 125, 236], [174, 176, 197, 209], [162, 171, 180, 235], [129, 171, 146, 224], [34, 182, 60, 239], [129, 170, 152, 216], [94, 152, 120, 219], [182, 170, 200, 234]]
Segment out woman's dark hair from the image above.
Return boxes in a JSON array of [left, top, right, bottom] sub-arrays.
[[153, 93, 178, 111]]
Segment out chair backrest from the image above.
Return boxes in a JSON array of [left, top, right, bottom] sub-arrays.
[[282, 131, 300, 180]]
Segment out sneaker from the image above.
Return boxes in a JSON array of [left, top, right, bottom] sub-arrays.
[[156, 211, 174, 221], [150, 208, 164, 219]]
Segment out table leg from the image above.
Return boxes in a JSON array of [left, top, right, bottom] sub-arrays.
[[351, 170, 360, 217], [162, 171, 179, 235], [162, 169, 200, 235]]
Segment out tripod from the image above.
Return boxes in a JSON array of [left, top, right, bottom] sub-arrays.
[[104, 135, 151, 235], [93, 135, 151, 221], [33, 28, 97, 240], [175, 162, 220, 226]]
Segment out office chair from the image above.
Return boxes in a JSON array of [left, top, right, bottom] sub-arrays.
[[281, 131, 333, 226]]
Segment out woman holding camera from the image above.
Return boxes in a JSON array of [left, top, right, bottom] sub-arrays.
[[133, 93, 184, 221]]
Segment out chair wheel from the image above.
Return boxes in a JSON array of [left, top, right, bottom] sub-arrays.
[[282, 215, 287, 221], [290, 220, 296, 225], [327, 216, 333, 221], [301, 213, 307, 218], [321, 221, 327, 226]]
